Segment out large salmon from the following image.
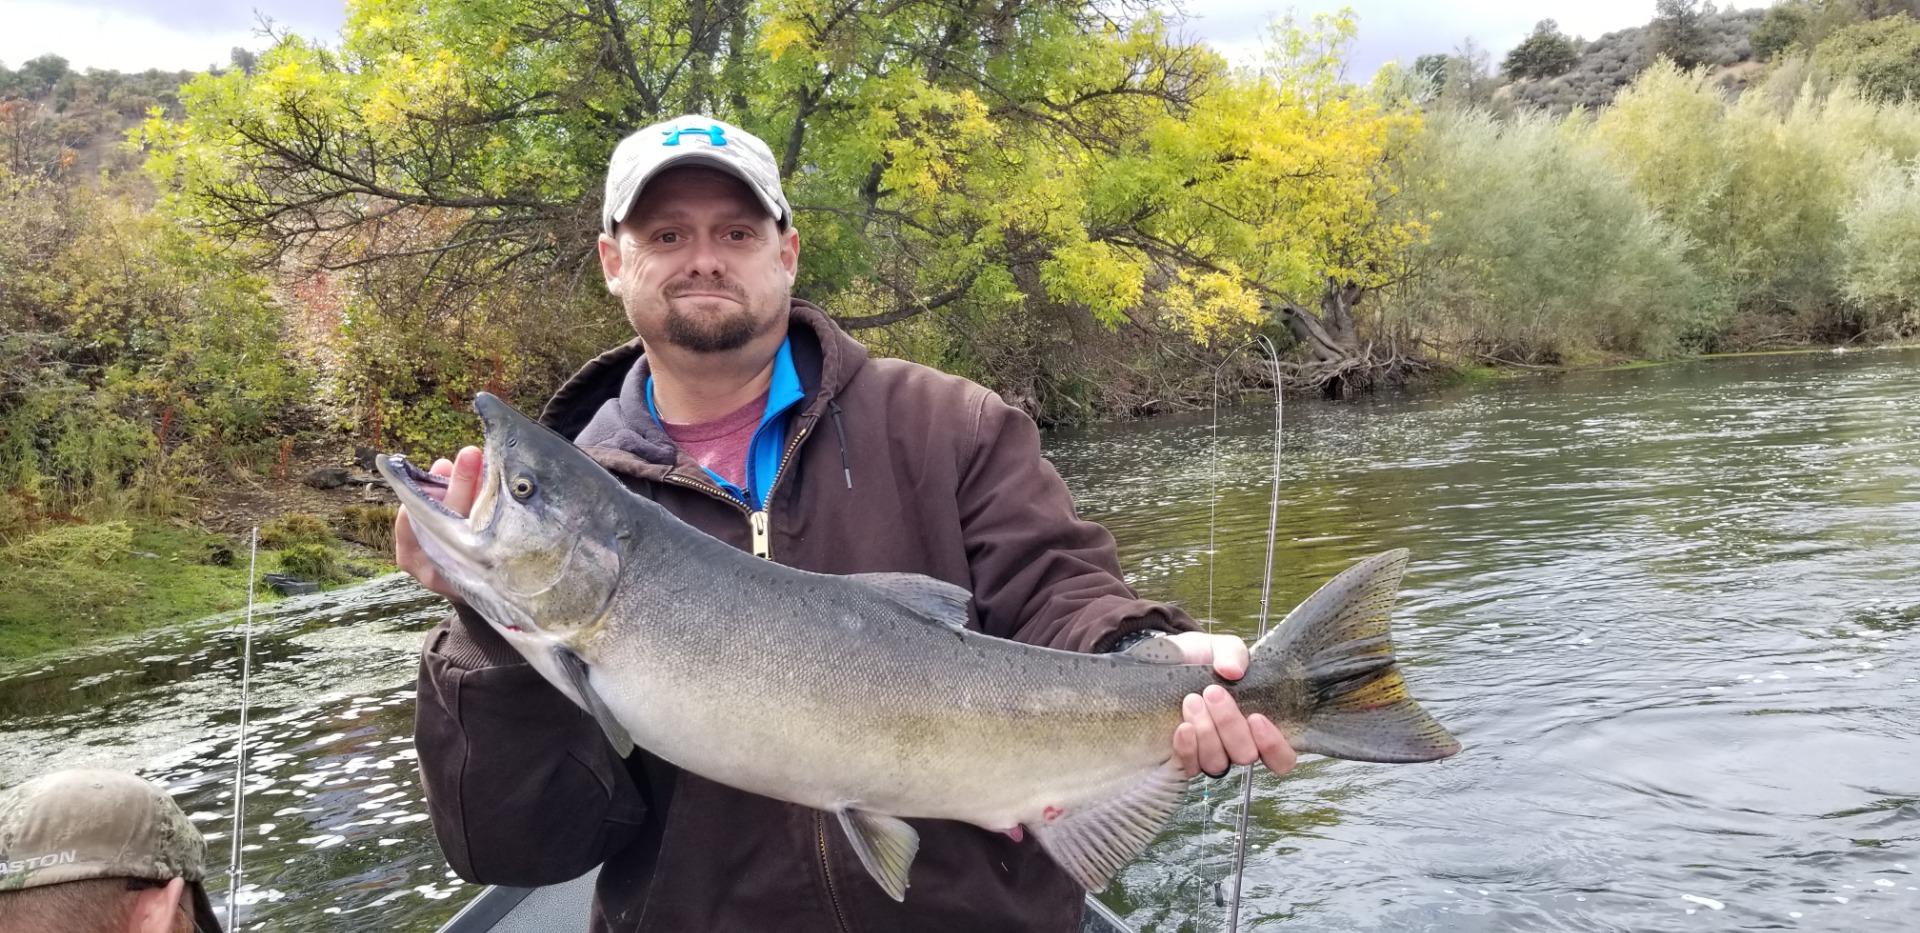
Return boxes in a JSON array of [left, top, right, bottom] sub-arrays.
[[380, 393, 1460, 902]]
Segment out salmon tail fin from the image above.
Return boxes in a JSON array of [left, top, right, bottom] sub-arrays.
[[1243, 549, 1462, 763]]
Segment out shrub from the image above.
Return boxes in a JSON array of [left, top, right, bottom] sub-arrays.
[[0, 521, 134, 567], [276, 543, 346, 583], [340, 504, 397, 556], [258, 512, 336, 549]]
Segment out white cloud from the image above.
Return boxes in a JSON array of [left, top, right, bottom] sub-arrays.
[[1178, 0, 1675, 79], [0, 0, 342, 73], [4, 0, 1701, 80]]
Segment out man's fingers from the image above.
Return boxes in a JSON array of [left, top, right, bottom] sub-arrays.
[[1203, 685, 1259, 766], [1211, 638, 1250, 682], [444, 446, 483, 517], [1182, 692, 1228, 778], [393, 446, 479, 605], [394, 507, 446, 596], [1249, 714, 1297, 776], [1173, 722, 1198, 775], [1164, 631, 1250, 680]]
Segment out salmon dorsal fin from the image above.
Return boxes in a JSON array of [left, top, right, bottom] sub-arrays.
[[1031, 760, 1188, 892], [834, 807, 921, 901], [554, 645, 635, 758], [847, 572, 971, 631]]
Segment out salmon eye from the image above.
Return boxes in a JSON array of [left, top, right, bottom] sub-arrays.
[[511, 476, 535, 499]]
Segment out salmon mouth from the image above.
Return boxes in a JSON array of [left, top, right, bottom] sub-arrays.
[[375, 452, 502, 545], [383, 456, 455, 515]]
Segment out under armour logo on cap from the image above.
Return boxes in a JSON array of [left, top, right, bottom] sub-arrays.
[[662, 125, 728, 147]]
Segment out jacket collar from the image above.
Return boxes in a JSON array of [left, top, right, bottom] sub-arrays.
[[546, 299, 867, 474]]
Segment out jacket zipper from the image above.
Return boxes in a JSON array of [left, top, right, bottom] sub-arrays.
[[664, 419, 816, 562], [816, 812, 853, 933], [747, 420, 815, 561]]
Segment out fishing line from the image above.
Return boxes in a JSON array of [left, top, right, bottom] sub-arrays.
[[1203, 336, 1285, 930], [226, 527, 260, 931], [1227, 335, 1284, 933]]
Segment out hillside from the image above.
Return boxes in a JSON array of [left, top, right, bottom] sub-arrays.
[[1506, 7, 1768, 113], [0, 55, 195, 182]]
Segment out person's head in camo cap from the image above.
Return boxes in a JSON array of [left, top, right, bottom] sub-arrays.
[[0, 769, 222, 933]]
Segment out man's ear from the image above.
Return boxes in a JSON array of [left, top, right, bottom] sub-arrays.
[[126, 877, 186, 933], [598, 232, 625, 296], [780, 226, 800, 285]]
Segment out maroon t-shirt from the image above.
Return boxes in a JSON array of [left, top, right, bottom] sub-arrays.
[[658, 390, 766, 491]]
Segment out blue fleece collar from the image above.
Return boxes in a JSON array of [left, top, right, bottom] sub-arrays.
[[645, 339, 804, 509]]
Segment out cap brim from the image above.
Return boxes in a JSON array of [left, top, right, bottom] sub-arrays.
[[608, 152, 786, 231], [187, 880, 225, 933]]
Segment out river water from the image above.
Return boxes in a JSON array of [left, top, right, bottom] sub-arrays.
[[2, 348, 1915, 932]]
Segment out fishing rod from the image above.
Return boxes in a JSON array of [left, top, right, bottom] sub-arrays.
[[1205, 336, 1285, 933], [226, 527, 260, 931]]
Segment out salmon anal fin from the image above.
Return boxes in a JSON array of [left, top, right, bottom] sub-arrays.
[[1030, 760, 1187, 892]]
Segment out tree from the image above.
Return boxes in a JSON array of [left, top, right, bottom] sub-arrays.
[[1413, 53, 1451, 86], [1435, 37, 1498, 109], [1652, 0, 1709, 67], [148, 0, 1428, 422], [16, 55, 69, 96], [1843, 160, 1920, 335], [1388, 109, 1705, 363], [1751, 2, 1812, 58], [1502, 20, 1579, 81], [1813, 14, 1920, 103]]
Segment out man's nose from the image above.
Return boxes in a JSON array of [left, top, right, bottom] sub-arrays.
[[683, 234, 725, 276]]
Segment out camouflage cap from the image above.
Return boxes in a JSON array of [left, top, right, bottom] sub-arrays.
[[0, 769, 222, 932]]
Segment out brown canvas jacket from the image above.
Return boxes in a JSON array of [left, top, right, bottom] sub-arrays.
[[413, 300, 1197, 932]]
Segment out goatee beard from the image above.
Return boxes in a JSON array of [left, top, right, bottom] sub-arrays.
[[664, 305, 765, 353]]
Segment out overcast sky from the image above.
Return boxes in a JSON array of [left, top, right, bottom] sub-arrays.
[[4, 0, 1756, 79]]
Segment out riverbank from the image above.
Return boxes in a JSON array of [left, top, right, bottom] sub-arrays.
[[5, 341, 1907, 662], [1439, 342, 1919, 387], [0, 465, 398, 662]]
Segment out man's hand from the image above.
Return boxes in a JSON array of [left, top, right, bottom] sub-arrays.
[[394, 445, 484, 604], [1165, 631, 1297, 779]]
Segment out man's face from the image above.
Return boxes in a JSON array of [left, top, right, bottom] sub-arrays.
[[598, 166, 799, 355]]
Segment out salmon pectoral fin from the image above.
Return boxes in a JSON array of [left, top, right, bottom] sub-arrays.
[[1031, 760, 1188, 892], [554, 645, 635, 758], [835, 807, 921, 901]]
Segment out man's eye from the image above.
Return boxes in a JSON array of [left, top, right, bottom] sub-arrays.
[[726, 230, 748, 241], [657, 232, 679, 243]]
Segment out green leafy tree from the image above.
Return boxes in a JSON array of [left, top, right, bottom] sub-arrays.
[[1813, 13, 1920, 102], [1596, 61, 1920, 342], [1842, 160, 1920, 334], [1502, 20, 1579, 81], [148, 0, 1427, 422], [1652, 0, 1709, 67], [1752, 2, 1813, 58], [1387, 108, 1705, 363], [16, 55, 69, 96]]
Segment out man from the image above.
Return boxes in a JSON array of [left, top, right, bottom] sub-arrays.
[[400, 115, 1294, 932], [0, 769, 223, 933]]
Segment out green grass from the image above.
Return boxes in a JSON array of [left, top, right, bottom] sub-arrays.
[[0, 520, 393, 661]]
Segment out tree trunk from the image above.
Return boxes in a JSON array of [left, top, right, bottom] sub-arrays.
[[1277, 278, 1367, 399]]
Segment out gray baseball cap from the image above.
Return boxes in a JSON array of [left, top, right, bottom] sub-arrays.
[[0, 769, 222, 932], [603, 115, 791, 233]]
